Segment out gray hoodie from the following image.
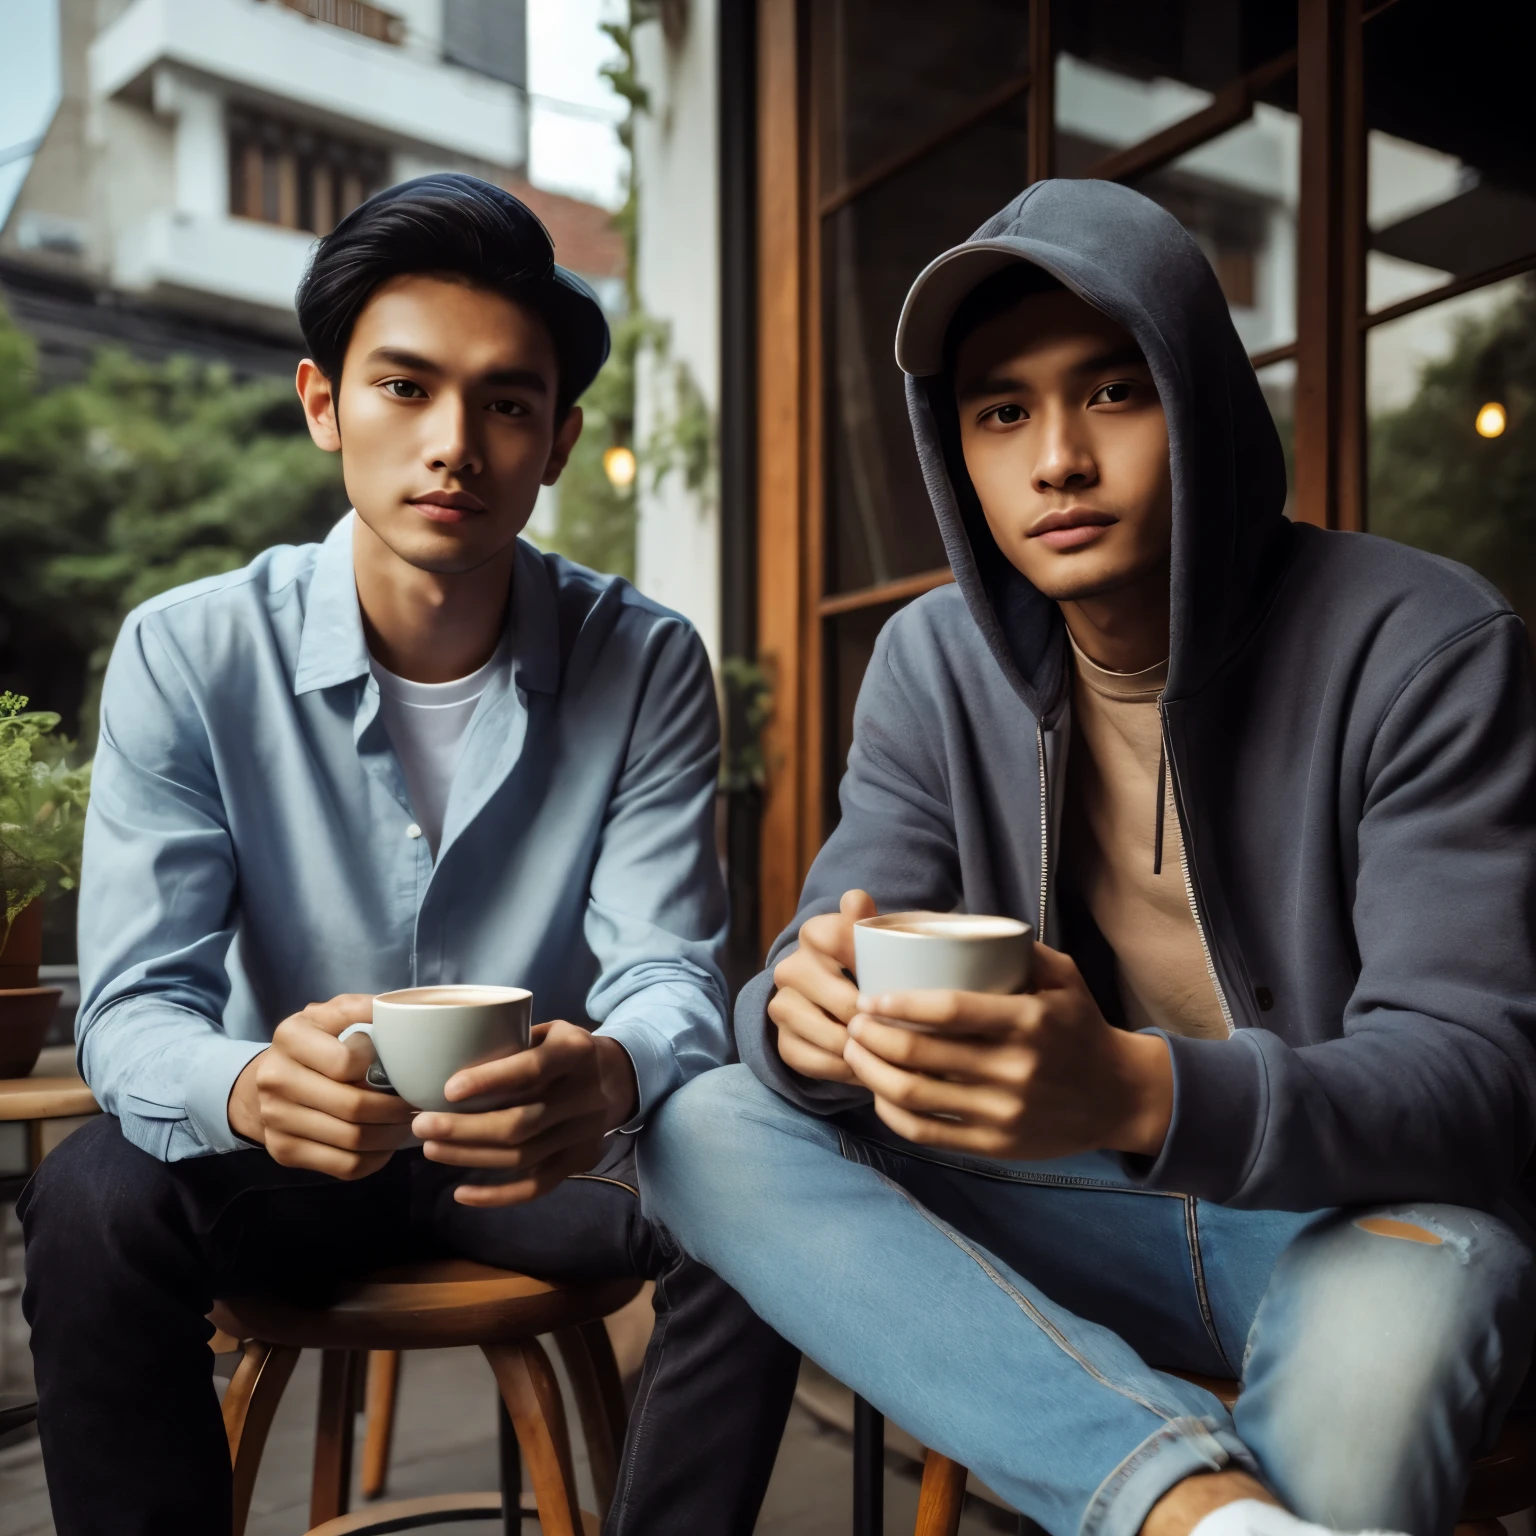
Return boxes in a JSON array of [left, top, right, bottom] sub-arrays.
[[736, 179, 1536, 1214]]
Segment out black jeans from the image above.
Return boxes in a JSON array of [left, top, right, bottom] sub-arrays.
[[19, 1116, 800, 1536]]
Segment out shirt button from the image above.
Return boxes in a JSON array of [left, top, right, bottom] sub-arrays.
[[405, 823, 423, 840]]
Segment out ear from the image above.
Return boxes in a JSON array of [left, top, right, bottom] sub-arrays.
[[296, 359, 342, 453], [541, 405, 584, 486]]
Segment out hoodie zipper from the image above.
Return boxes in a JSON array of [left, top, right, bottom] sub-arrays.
[[1158, 706, 1235, 1036], [1036, 721, 1050, 943]]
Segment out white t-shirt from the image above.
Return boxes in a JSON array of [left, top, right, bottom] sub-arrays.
[[370, 640, 508, 856]]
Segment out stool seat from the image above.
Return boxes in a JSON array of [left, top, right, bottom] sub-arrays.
[[211, 1260, 642, 1350], [211, 1261, 640, 1536]]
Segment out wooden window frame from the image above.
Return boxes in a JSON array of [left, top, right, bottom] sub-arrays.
[[753, 0, 1524, 949]]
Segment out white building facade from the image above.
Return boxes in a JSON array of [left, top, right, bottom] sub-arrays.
[[1, 0, 527, 352]]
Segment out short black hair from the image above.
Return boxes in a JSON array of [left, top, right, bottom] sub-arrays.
[[942, 261, 1065, 382], [295, 173, 610, 417]]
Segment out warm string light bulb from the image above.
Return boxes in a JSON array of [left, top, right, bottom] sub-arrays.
[[603, 444, 637, 489], [1476, 402, 1507, 439]]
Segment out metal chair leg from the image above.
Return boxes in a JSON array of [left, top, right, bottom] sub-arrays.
[[854, 1394, 884, 1536]]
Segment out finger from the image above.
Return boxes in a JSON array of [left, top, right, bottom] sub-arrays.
[[276, 1015, 375, 1083], [263, 1130, 396, 1181], [775, 1027, 859, 1084], [1030, 942, 1084, 992], [444, 1022, 587, 1104], [769, 987, 853, 1057], [411, 1097, 563, 1147], [300, 994, 376, 1036], [854, 987, 1033, 1036], [259, 1055, 417, 1125], [259, 1099, 418, 1154], [774, 946, 862, 1023], [420, 1112, 609, 1170], [869, 1095, 1011, 1156], [796, 887, 875, 977], [450, 1139, 606, 1207], [846, 1014, 1023, 1081], [843, 1039, 1016, 1122]]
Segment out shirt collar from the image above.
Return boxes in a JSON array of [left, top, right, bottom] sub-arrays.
[[293, 513, 561, 698], [294, 514, 370, 696]]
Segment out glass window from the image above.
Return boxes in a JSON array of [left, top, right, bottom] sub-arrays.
[[1367, 275, 1535, 630], [1365, 0, 1536, 316], [825, 598, 910, 832], [815, 0, 1029, 194], [823, 98, 1031, 594]]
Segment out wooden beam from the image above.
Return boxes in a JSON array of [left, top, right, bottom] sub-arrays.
[[1087, 51, 1295, 186], [1293, 0, 1365, 530], [1027, 0, 1053, 182], [819, 567, 954, 618], [755, 0, 809, 951]]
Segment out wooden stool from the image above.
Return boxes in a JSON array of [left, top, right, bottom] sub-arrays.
[[211, 1259, 640, 1536], [911, 1374, 1536, 1536]]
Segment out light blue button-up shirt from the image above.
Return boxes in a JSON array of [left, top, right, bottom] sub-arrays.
[[77, 515, 732, 1161]]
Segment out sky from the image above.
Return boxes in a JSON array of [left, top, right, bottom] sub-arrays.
[[0, 0, 628, 228]]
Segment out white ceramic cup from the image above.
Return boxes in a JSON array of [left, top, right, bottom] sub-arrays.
[[853, 912, 1034, 1003], [339, 985, 533, 1113]]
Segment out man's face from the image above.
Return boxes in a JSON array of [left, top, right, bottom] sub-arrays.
[[954, 289, 1171, 602], [298, 273, 581, 575]]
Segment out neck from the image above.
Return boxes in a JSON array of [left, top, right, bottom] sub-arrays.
[[1059, 557, 1171, 673], [353, 517, 514, 683]]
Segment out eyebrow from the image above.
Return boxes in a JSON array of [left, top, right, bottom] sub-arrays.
[[956, 344, 1150, 401], [365, 347, 550, 393]]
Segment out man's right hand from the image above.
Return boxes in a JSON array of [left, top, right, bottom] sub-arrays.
[[768, 889, 877, 1083], [227, 994, 417, 1178]]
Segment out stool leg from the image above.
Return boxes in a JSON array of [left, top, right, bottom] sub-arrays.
[[498, 1391, 522, 1536], [553, 1321, 628, 1517], [854, 1395, 884, 1536], [484, 1338, 585, 1536], [360, 1349, 402, 1500], [222, 1339, 300, 1536], [310, 1348, 364, 1527], [915, 1448, 967, 1536]]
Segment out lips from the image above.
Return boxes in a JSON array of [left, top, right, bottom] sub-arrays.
[[1028, 507, 1118, 551], [409, 489, 487, 525]]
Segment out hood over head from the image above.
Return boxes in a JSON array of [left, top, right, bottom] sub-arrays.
[[898, 178, 1289, 721]]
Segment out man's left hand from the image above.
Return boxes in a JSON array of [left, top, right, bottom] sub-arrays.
[[842, 943, 1174, 1161], [412, 1022, 639, 1207]]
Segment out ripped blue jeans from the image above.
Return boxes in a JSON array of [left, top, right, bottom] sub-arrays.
[[639, 1066, 1536, 1536]]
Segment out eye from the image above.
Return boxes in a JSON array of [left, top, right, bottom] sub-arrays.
[[488, 399, 529, 417], [982, 402, 1028, 426], [383, 379, 426, 399], [1089, 381, 1135, 406]]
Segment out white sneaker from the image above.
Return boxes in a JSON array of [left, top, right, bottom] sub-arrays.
[[1191, 1498, 1410, 1536]]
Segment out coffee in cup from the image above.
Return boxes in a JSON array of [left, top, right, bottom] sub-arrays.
[[853, 912, 1034, 1001], [340, 985, 532, 1113]]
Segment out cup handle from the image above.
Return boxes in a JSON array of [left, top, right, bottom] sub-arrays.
[[338, 1022, 396, 1093]]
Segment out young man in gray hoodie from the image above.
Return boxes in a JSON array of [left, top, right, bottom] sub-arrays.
[[640, 180, 1536, 1536]]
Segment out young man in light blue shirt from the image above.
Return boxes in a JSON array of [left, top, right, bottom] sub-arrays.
[[20, 174, 798, 1536]]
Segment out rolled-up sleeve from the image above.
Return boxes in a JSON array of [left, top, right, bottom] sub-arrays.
[[583, 619, 731, 1122], [76, 611, 265, 1161]]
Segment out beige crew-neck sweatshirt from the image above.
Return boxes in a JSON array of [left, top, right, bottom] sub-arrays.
[[1064, 635, 1228, 1041]]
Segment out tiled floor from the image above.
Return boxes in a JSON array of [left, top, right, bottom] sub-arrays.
[[0, 1345, 1007, 1536]]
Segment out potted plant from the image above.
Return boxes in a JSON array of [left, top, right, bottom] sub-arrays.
[[0, 691, 90, 1077]]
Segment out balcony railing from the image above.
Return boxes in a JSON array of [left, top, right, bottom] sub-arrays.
[[266, 0, 404, 46]]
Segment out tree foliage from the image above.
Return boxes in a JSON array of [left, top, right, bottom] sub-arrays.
[[1370, 279, 1536, 632], [0, 307, 347, 741]]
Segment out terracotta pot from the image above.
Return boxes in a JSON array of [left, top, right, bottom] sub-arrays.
[[0, 985, 61, 1078], [0, 899, 43, 990]]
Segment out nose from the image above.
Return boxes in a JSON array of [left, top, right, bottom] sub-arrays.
[[1031, 405, 1098, 494], [424, 394, 481, 479]]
